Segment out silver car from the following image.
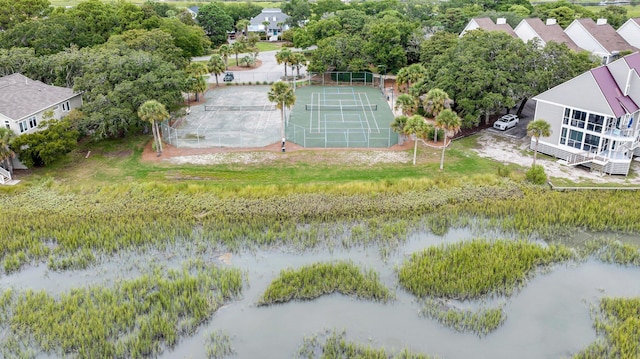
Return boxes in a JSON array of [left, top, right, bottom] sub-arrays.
[[493, 114, 519, 130]]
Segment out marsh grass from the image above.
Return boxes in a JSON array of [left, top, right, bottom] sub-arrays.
[[581, 239, 640, 266], [397, 239, 573, 300], [5, 262, 243, 358], [574, 297, 640, 359], [258, 261, 393, 305], [420, 299, 506, 336], [296, 329, 434, 359], [205, 330, 235, 359]]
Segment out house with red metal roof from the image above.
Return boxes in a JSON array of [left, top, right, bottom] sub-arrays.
[[617, 18, 640, 49], [531, 52, 640, 175], [565, 18, 638, 64]]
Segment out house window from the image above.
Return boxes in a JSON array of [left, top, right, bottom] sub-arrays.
[[265, 16, 269, 21], [571, 110, 586, 128], [61, 101, 70, 112], [587, 114, 604, 133], [19, 120, 28, 133], [567, 129, 583, 149], [4, 120, 8, 129], [583, 134, 600, 152], [563, 108, 570, 125], [272, 16, 276, 21], [28, 116, 37, 129], [560, 127, 567, 145]]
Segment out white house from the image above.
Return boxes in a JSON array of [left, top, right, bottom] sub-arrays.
[[248, 8, 290, 40], [513, 18, 580, 51], [565, 18, 637, 64], [531, 52, 640, 175], [0, 73, 82, 175], [617, 18, 640, 49], [460, 17, 517, 38]]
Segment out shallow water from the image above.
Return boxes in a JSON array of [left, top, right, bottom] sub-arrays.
[[3, 228, 640, 359]]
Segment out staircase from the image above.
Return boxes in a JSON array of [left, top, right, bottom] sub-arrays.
[[565, 151, 610, 167], [0, 166, 11, 185]]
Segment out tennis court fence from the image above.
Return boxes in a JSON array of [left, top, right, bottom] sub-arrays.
[[305, 104, 378, 111], [286, 123, 398, 148]]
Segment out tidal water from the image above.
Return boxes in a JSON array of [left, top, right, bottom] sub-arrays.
[[3, 228, 640, 359]]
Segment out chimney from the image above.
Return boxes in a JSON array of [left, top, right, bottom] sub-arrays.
[[596, 18, 608, 25], [496, 18, 507, 25], [546, 18, 557, 25]]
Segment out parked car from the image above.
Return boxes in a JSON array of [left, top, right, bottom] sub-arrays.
[[223, 72, 234, 82], [493, 114, 519, 130]]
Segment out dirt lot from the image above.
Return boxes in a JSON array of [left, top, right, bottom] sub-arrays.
[[143, 132, 640, 184]]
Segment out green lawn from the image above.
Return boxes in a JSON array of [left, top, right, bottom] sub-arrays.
[[13, 134, 521, 191]]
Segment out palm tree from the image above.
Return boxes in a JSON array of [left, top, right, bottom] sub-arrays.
[[395, 94, 418, 115], [527, 119, 552, 166], [218, 44, 231, 70], [289, 52, 306, 77], [138, 100, 169, 157], [208, 54, 226, 87], [276, 48, 292, 77], [262, 20, 271, 39], [231, 41, 246, 67], [390, 115, 409, 144], [0, 127, 16, 176], [236, 19, 250, 36], [435, 109, 462, 171], [422, 88, 453, 143], [396, 64, 427, 93], [267, 82, 296, 144], [404, 115, 430, 165], [186, 63, 208, 102]]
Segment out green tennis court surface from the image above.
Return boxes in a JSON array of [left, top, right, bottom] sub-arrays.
[[286, 86, 398, 148]]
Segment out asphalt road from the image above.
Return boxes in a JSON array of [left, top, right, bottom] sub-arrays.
[[487, 99, 536, 139]]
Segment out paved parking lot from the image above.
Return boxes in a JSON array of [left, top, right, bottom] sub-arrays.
[[487, 99, 536, 139]]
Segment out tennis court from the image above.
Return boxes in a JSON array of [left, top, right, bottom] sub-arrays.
[[160, 86, 280, 148], [286, 86, 397, 148]]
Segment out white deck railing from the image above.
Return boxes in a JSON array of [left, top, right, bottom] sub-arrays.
[[0, 166, 11, 184]]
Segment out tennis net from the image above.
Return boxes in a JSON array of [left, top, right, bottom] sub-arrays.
[[305, 104, 377, 111], [204, 105, 276, 111]]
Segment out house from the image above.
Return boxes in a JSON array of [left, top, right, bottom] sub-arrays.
[[460, 17, 517, 38], [186, 6, 199, 20], [0, 73, 82, 173], [248, 8, 290, 40], [565, 18, 637, 64], [617, 18, 640, 49], [531, 52, 640, 175], [513, 18, 580, 51]]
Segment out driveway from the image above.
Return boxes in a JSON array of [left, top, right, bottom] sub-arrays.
[[487, 99, 536, 139], [194, 47, 310, 84]]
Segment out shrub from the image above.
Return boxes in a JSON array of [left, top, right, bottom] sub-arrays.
[[525, 165, 547, 184]]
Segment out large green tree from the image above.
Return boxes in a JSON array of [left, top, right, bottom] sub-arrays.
[[0, 0, 50, 31], [138, 100, 169, 156], [11, 118, 79, 167], [267, 82, 296, 143], [197, 3, 234, 46]]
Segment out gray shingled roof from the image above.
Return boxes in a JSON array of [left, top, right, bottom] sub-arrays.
[[472, 17, 517, 38], [0, 73, 77, 121], [577, 18, 637, 53], [249, 8, 290, 29], [523, 18, 580, 51]]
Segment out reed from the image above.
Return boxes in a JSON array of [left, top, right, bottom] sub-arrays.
[[574, 297, 640, 359], [4, 262, 243, 358], [420, 299, 506, 336], [397, 239, 573, 300], [581, 239, 640, 266], [296, 329, 434, 359], [258, 261, 393, 305], [205, 330, 235, 359]]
